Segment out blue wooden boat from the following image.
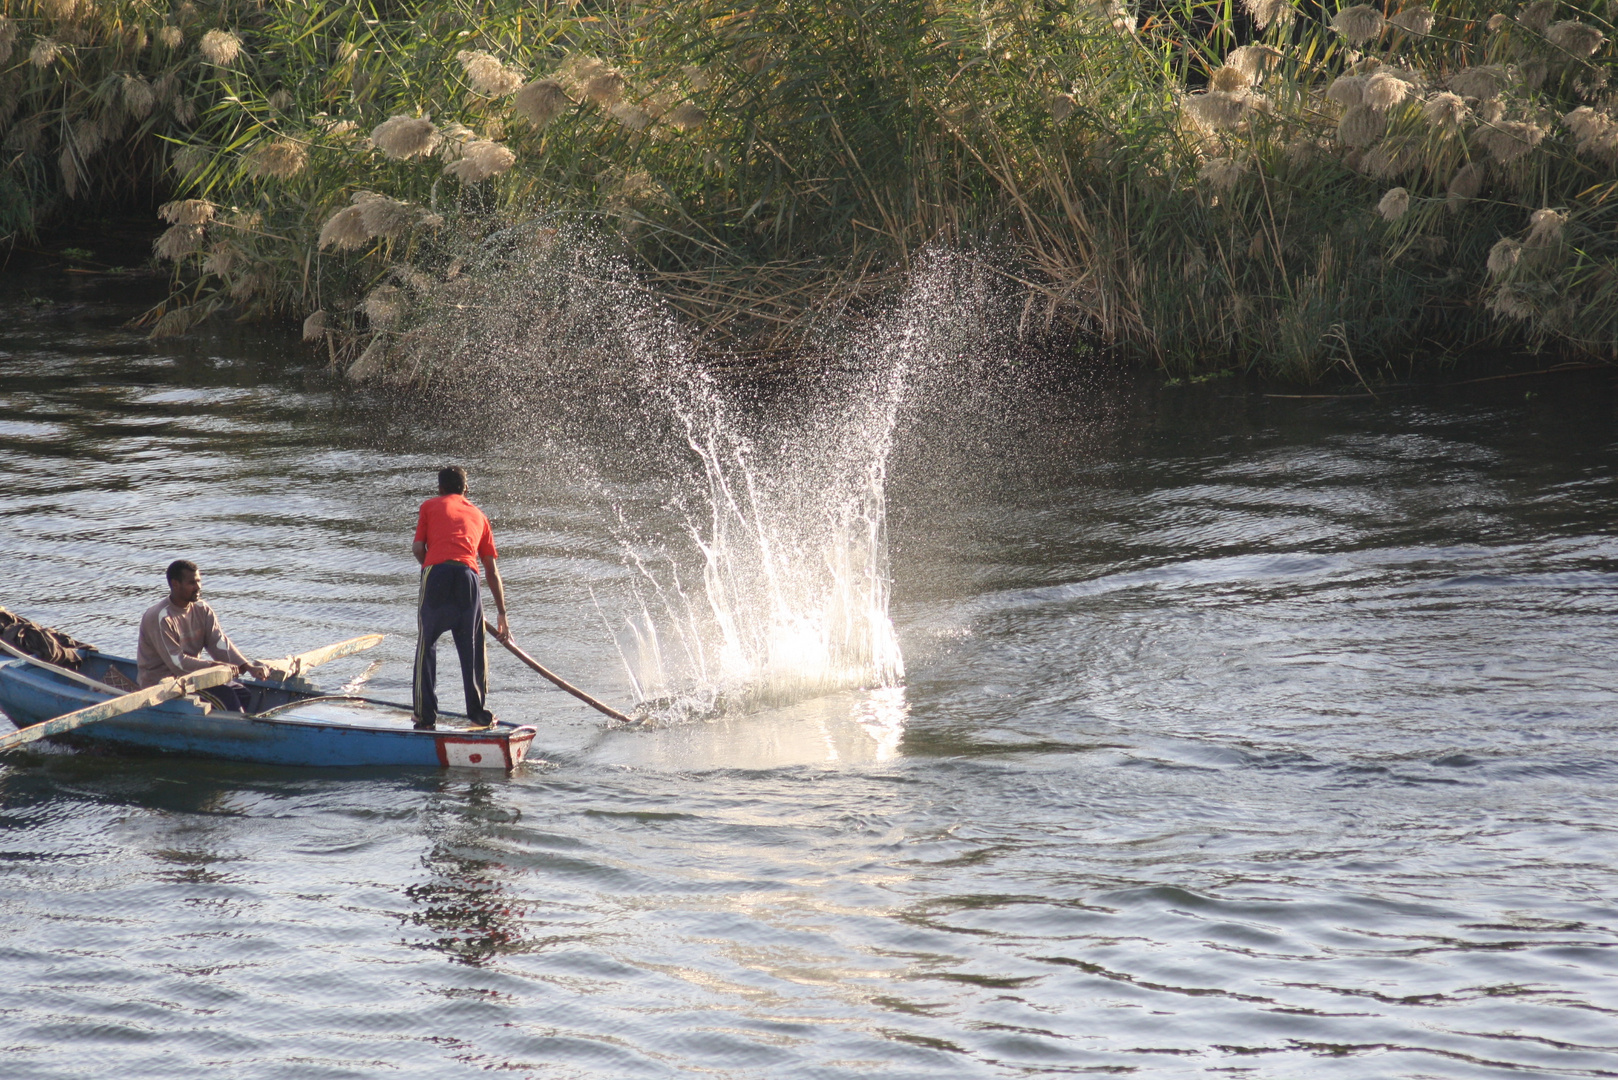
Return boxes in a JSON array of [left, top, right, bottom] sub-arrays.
[[0, 648, 538, 770]]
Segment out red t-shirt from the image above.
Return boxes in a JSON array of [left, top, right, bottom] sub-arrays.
[[414, 493, 497, 572]]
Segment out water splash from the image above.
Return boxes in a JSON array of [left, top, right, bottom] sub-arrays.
[[399, 228, 1014, 723], [614, 361, 906, 719]]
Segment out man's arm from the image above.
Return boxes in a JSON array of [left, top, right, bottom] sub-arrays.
[[200, 608, 268, 680], [413, 541, 428, 565], [484, 556, 510, 641]]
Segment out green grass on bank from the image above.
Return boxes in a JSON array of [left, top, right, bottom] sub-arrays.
[[1, 0, 1614, 381]]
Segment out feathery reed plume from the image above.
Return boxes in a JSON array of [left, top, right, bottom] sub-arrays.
[[456, 50, 523, 97], [1377, 186, 1411, 220], [1546, 20, 1605, 58], [1481, 120, 1544, 162], [42, 0, 80, 22], [158, 24, 182, 49], [97, 110, 127, 145], [666, 101, 707, 131], [1487, 12, 1508, 30], [584, 67, 626, 106], [1226, 45, 1281, 80], [29, 38, 62, 68], [71, 119, 103, 158], [1563, 106, 1618, 160], [443, 139, 515, 182], [1210, 66, 1248, 92], [122, 75, 155, 119], [318, 204, 369, 250], [1328, 75, 1367, 106], [1050, 93, 1076, 121], [1200, 156, 1249, 192], [202, 241, 237, 276], [1518, 0, 1556, 33], [1520, 59, 1549, 89], [1241, 0, 1296, 29], [362, 285, 404, 329], [357, 195, 411, 238], [154, 223, 206, 260], [199, 29, 242, 66], [609, 102, 651, 130], [371, 116, 439, 159], [1526, 207, 1565, 245], [1423, 92, 1470, 126], [0, 22, 13, 67], [1487, 285, 1533, 319], [301, 310, 326, 341], [347, 339, 385, 382], [58, 149, 78, 199], [246, 138, 307, 179], [1339, 104, 1388, 147], [1449, 65, 1506, 100], [1365, 71, 1411, 111], [269, 89, 293, 111], [1331, 5, 1386, 44], [513, 79, 568, 127], [170, 144, 208, 179], [1184, 90, 1248, 130], [159, 198, 215, 225], [557, 55, 604, 93], [1447, 160, 1486, 203], [1487, 237, 1522, 275], [1389, 5, 1436, 34]]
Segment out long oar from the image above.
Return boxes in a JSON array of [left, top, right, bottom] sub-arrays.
[[259, 634, 386, 682], [0, 664, 235, 753], [484, 621, 634, 725]]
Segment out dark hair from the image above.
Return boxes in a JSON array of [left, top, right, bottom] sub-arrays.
[[166, 559, 198, 583], [438, 466, 468, 494]]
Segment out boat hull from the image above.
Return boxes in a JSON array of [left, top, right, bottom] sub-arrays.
[[0, 653, 536, 770]]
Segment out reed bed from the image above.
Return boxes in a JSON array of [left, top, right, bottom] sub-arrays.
[[1, 0, 1613, 380]]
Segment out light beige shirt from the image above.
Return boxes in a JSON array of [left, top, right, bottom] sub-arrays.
[[136, 598, 251, 688]]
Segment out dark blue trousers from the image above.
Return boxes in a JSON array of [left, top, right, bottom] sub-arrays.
[[413, 562, 491, 725]]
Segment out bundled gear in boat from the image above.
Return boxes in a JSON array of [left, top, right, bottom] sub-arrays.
[[0, 608, 94, 670]]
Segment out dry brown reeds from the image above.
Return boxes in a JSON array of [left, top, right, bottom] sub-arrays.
[[1331, 5, 1386, 45], [513, 79, 569, 127], [199, 29, 242, 66], [457, 50, 523, 97], [246, 138, 308, 179], [442, 139, 515, 182], [371, 116, 439, 159], [1377, 187, 1410, 221]]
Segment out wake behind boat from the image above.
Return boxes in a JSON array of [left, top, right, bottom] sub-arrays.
[[0, 635, 537, 770]]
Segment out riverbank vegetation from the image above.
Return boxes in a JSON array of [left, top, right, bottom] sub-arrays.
[[0, 0, 1613, 380]]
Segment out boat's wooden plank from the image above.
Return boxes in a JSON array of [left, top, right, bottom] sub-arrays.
[[260, 634, 386, 681], [0, 664, 235, 753], [0, 637, 123, 696]]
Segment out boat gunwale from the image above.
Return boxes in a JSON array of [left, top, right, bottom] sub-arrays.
[[2, 656, 536, 742]]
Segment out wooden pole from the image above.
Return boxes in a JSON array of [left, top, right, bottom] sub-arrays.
[[0, 664, 236, 753], [484, 621, 635, 725]]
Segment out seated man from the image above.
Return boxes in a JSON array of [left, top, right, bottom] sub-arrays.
[[136, 559, 268, 713]]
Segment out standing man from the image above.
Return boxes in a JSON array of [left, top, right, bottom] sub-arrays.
[[412, 466, 509, 730], [136, 560, 269, 713]]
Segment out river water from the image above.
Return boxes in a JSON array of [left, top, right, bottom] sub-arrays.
[[3, 273, 1618, 1078]]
